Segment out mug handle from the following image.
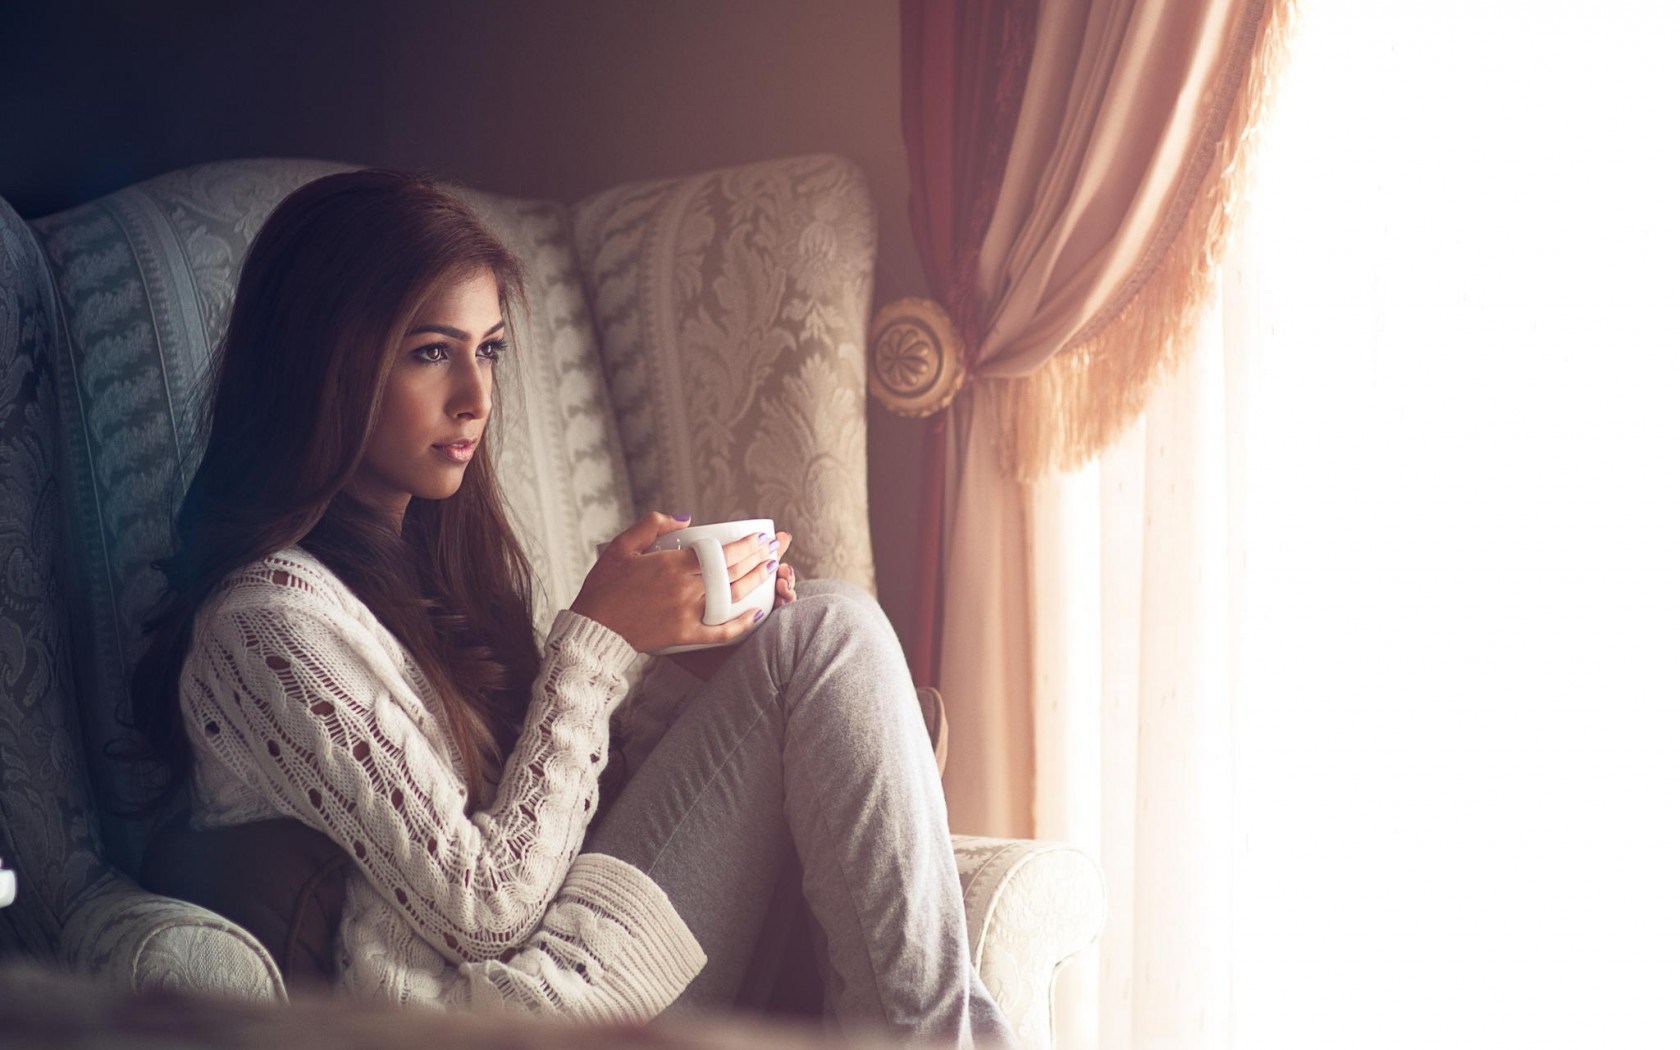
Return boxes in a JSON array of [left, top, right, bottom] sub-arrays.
[[690, 537, 734, 626]]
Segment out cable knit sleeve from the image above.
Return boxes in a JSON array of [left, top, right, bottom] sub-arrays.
[[178, 559, 638, 966]]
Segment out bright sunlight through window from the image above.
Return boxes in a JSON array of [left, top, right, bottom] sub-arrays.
[[1231, 4, 1680, 1047]]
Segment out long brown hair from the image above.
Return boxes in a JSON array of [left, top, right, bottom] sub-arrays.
[[128, 169, 540, 810]]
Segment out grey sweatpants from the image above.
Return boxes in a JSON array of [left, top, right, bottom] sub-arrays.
[[583, 580, 1015, 1048]]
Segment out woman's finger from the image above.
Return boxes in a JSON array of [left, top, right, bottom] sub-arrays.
[[722, 531, 776, 577], [612, 511, 692, 556], [731, 553, 777, 602], [694, 602, 767, 646]]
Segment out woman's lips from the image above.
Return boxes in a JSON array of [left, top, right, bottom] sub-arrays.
[[432, 438, 477, 464]]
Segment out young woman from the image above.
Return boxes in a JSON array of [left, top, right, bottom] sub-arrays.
[[130, 170, 1013, 1046]]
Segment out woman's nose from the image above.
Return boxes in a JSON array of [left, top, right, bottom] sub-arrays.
[[450, 359, 493, 419]]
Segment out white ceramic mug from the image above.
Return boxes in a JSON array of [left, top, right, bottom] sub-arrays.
[[641, 518, 778, 655]]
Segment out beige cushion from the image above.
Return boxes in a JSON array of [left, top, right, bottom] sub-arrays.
[[572, 154, 878, 595]]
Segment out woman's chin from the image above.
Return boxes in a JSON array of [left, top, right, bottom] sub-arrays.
[[424, 483, 467, 502]]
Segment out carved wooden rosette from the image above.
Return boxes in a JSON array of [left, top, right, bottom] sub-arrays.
[[867, 297, 968, 418]]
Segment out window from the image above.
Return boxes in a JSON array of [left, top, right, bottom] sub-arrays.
[[1231, 5, 1680, 1046]]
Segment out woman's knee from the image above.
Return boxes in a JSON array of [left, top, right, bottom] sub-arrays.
[[765, 592, 916, 712], [794, 578, 874, 607], [785, 579, 899, 648], [770, 588, 875, 653]]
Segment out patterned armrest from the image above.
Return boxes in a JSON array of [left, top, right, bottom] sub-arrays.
[[951, 836, 1105, 1050], [56, 873, 284, 1000]]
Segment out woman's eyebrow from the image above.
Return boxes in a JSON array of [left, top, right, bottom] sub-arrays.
[[406, 320, 506, 339]]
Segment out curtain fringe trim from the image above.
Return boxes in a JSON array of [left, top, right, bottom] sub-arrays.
[[983, 0, 1299, 482]]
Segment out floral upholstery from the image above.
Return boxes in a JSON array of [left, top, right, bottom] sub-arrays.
[[573, 155, 876, 593], [0, 193, 106, 959], [30, 160, 351, 873], [952, 836, 1106, 1050], [0, 156, 1103, 1047], [57, 873, 282, 999]]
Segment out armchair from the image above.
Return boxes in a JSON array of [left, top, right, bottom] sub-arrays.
[[0, 155, 1103, 1046]]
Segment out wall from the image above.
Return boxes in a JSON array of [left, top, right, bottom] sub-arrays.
[[1, 0, 929, 644]]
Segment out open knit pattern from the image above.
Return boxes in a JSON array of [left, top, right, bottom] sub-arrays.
[[180, 547, 705, 1021]]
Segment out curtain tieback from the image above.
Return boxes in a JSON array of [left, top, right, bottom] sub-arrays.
[[867, 298, 968, 418]]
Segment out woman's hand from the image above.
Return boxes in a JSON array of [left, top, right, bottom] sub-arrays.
[[771, 531, 796, 608], [665, 531, 796, 681], [569, 513, 784, 654]]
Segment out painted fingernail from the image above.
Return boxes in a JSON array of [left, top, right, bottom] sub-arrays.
[[756, 532, 768, 543], [766, 559, 778, 574], [754, 608, 766, 622], [674, 513, 692, 521]]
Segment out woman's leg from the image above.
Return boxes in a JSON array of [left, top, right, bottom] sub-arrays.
[[583, 581, 1013, 1046]]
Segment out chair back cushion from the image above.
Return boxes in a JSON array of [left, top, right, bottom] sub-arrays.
[[28, 160, 632, 871], [0, 196, 105, 953], [573, 154, 878, 592]]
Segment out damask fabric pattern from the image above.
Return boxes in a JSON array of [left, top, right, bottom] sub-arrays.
[[30, 159, 352, 874], [56, 872, 283, 999], [950, 836, 1106, 1050], [572, 155, 878, 595], [0, 197, 106, 958]]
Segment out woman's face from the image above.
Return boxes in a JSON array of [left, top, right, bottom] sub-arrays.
[[348, 269, 505, 525]]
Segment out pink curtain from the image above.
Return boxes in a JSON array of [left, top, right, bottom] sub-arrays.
[[899, 0, 1039, 688], [974, 0, 1288, 476], [912, 0, 1295, 840]]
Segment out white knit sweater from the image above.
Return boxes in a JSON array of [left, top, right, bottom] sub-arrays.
[[179, 546, 706, 1020]]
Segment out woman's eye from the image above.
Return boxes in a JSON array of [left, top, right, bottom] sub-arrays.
[[412, 344, 449, 364], [478, 339, 510, 363]]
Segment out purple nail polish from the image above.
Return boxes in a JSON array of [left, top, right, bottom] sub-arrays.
[[674, 513, 692, 521], [754, 608, 766, 622], [766, 559, 778, 574]]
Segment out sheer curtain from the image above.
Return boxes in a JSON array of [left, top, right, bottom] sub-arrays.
[[1030, 260, 1246, 1049], [1040, 2, 1680, 1047]]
